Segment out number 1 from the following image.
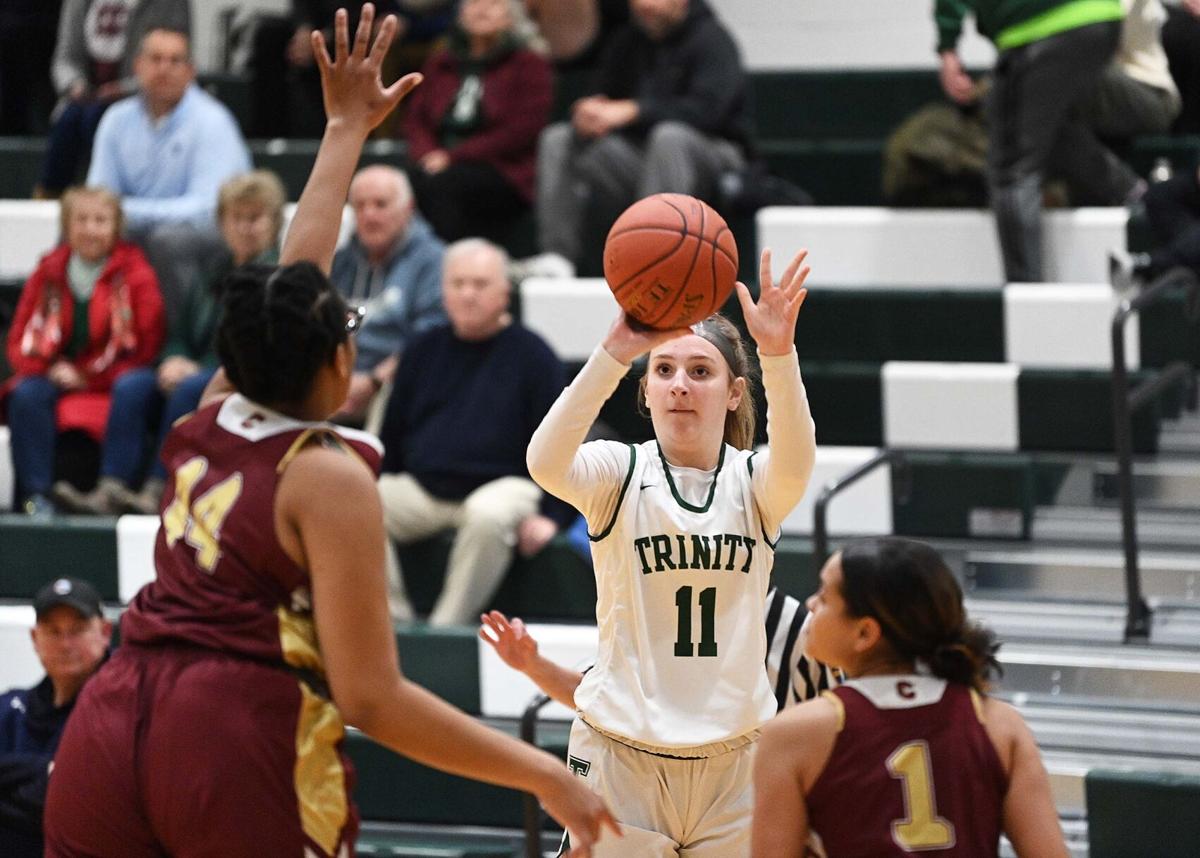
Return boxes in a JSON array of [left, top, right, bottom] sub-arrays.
[[886, 740, 956, 850], [674, 586, 717, 657]]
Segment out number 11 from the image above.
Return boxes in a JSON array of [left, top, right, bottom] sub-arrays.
[[675, 585, 717, 657]]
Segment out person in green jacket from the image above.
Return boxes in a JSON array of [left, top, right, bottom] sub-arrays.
[[936, 0, 1142, 282], [54, 171, 286, 515]]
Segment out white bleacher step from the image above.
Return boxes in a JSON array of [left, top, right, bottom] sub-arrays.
[[757, 206, 1126, 288], [0, 605, 47, 691], [965, 548, 1200, 603], [967, 597, 1128, 644], [1004, 282, 1138, 369], [1040, 749, 1200, 818], [883, 361, 1019, 451], [0, 426, 12, 512], [777, 446, 892, 537], [1032, 505, 1200, 548], [996, 642, 1200, 709], [116, 514, 159, 602], [1092, 460, 1200, 510], [478, 622, 597, 720], [518, 278, 616, 362], [1015, 702, 1200, 761]]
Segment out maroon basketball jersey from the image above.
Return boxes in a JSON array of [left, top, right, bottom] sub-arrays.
[[805, 675, 1008, 857], [120, 393, 383, 679]]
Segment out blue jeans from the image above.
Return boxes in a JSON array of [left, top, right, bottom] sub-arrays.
[[7, 376, 59, 500], [39, 99, 109, 193], [101, 366, 215, 484]]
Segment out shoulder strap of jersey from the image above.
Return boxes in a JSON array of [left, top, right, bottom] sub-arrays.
[[588, 443, 637, 542]]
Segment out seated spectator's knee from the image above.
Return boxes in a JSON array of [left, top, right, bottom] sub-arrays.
[[538, 121, 574, 157], [7, 377, 57, 417], [458, 495, 514, 539], [111, 366, 157, 399], [645, 121, 703, 155]]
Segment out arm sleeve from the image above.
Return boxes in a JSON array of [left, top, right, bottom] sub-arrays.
[[935, 0, 970, 52], [51, 0, 88, 96], [449, 53, 554, 163], [633, 25, 746, 136], [749, 348, 817, 537], [120, 109, 252, 230], [86, 107, 124, 192], [526, 346, 633, 526]]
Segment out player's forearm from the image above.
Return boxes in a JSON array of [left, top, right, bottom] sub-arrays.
[[524, 656, 584, 709], [526, 345, 626, 498], [281, 121, 369, 273], [758, 348, 816, 523], [355, 676, 572, 796]]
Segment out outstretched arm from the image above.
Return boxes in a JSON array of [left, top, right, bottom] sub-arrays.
[[737, 249, 817, 534], [479, 611, 584, 709], [280, 4, 421, 273]]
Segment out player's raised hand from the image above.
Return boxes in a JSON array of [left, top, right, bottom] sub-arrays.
[[736, 248, 809, 357], [479, 611, 539, 673], [601, 311, 689, 366], [311, 4, 421, 136]]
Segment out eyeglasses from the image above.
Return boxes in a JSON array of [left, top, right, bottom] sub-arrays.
[[345, 305, 366, 334]]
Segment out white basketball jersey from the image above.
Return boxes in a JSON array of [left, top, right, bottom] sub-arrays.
[[576, 440, 778, 749]]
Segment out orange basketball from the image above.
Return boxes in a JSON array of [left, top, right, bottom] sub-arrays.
[[603, 193, 739, 329]]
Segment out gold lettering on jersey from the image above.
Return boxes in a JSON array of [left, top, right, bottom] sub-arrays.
[[886, 740, 956, 850], [162, 455, 245, 574], [634, 533, 756, 574]]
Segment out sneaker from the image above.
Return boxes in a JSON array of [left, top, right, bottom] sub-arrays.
[[109, 477, 165, 516], [52, 478, 123, 515], [508, 252, 576, 282]]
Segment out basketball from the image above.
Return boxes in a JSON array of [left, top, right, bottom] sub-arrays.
[[603, 193, 739, 329]]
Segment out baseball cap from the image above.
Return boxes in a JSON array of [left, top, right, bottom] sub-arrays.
[[33, 578, 103, 621]]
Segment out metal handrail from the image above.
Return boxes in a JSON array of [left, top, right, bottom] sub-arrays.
[[812, 449, 904, 570], [520, 691, 554, 858], [1110, 267, 1200, 642]]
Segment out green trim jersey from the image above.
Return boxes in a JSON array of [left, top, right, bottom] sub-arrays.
[[577, 440, 779, 748]]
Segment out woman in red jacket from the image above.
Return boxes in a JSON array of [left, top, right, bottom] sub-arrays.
[[4, 187, 165, 515], [403, 0, 552, 243]]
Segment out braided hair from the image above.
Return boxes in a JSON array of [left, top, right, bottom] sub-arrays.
[[215, 262, 350, 407], [839, 537, 1001, 693]]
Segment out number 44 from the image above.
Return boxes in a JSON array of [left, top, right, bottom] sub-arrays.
[[162, 456, 243, 573]]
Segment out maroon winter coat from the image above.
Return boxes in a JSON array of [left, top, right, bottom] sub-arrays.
[[403, 43, 552, 203]]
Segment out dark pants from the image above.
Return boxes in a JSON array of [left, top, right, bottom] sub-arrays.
[[1144, 170, 1200, 273], [1163, 5, 1200, 134], [39, 99, 110, 194], [987, 20, 1135, 282], [6, 376, 59, 500], [101, 365, 214, 484], [45, 646, 359, 857], [408, 160, 527, 244]]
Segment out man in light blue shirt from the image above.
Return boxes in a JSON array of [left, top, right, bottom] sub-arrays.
[[87, 27, 250, 317]]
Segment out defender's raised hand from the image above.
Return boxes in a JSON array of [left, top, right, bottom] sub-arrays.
[[735, 248, 810, 357], [311, 4, 422, 137]]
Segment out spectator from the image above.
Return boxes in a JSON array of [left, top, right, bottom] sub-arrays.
[[1079, 0, 1180, 144], [330, 164, 446, 425], [1162, 0, 1200, 133], [37, 0, 191, 198], [523, 0, 627, 67], [377, 238, 572, 625], [937, 0, 1142, 282], [403, 0, 552, 244], [87, 27, 250, 317], [53, 171, 285, 516], [534, 0, 751, 275], [3, 187, 165, 517], [0, 577, 111, 858], [1114, 164, 1200, 283]]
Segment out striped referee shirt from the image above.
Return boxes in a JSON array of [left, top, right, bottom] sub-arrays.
[[764, 585, 839, 712]]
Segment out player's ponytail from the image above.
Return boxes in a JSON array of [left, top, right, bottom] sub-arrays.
[[839, 537, 1001, 693]]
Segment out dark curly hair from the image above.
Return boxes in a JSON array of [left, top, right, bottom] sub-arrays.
[[215, 262, 350, 406], [839, 537, 1001, 693]]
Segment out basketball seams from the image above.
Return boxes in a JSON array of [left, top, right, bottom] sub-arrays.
[[646, 198, 708, 327], [608, 231, 688, 297]]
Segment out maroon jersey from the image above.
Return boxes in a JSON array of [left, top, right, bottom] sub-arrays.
[[805, 675, 1008, 857], [121, 393, 383, 679]]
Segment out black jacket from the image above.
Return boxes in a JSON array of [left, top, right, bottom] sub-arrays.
[[592, 0, 753, 150]]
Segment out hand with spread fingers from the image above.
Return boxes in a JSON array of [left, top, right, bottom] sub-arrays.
[[735, 248, 810, 357], [310, 3, 423, 137]]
